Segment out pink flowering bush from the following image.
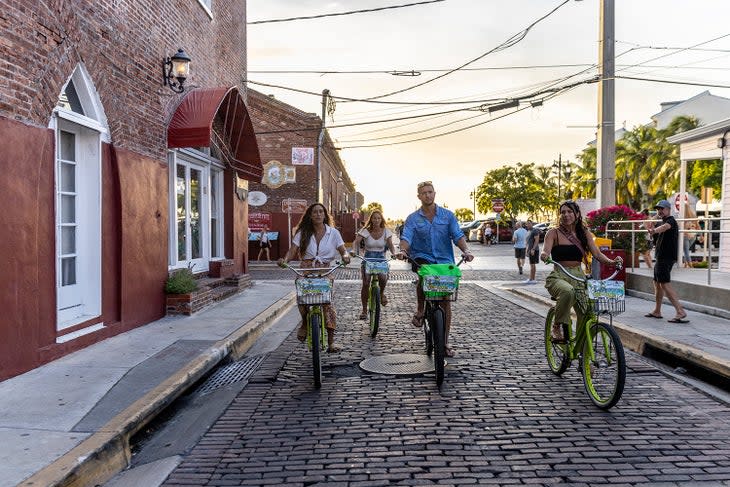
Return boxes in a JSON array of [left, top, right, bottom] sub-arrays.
[[585, 205, 648, 252]]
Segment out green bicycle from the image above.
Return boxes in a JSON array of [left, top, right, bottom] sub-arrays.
[[410, 257, 464, 388], [544, 258, 627, 409], [354, 255, 390, 338], [279, 261, 343, 388]]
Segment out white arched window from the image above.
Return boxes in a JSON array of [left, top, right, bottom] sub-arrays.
[[50, 65, 108, 338]]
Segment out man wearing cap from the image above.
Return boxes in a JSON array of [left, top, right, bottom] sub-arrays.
[[645, 199, 688, 323]]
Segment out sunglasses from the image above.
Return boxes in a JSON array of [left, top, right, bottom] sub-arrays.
[[417, 180, 433, 190]]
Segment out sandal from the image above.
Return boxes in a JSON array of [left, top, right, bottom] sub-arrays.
[[644, 312, 663, 319], [296, 326, 307, 343], [381, 294, 388, 306], [445, 346, 455, 358], [411, 313, 424, 328], [327, 344, 341, 353], [550, 323, 566, 344], [358, 311, 368, 320]]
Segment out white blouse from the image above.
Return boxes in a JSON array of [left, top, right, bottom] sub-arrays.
[[292, 224, 345, 263], [358, 228, 393, 252]]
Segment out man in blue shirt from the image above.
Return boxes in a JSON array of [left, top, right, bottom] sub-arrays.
[[397, 181, 474, 357]]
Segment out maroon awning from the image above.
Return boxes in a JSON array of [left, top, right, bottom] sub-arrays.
[[167, 86, 262, 180]]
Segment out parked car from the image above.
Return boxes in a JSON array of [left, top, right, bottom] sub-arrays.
[[459, 220, 486, 242], [533, 222, 552, 239], [483, 218, 513, 243]]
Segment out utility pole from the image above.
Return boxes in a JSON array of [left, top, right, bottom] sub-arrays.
[[596, 0, 616, 207], [554, 153, 562, 201], [315, 89, 329, 204]]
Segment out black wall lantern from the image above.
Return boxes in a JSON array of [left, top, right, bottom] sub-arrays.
[[163, 48, 191, 93]]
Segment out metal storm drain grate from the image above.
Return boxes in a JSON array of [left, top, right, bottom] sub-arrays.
[[197, 354, 268, 395], [360, 353, 440, 375]]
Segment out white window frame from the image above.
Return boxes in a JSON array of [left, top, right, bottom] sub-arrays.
[[196, 0, 213, 19], [168, 150, 224, 271], [50, 64, 107, 334]]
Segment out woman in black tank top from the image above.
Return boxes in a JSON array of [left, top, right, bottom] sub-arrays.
[[539, 200, 623, 342]]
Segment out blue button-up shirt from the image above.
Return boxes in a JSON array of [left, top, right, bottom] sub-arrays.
[[401, 205, 464, 264]]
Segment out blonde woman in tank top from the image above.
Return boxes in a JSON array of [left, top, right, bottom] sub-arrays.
[[353, 210, 397, 320]]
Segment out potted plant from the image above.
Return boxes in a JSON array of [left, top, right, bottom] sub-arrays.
[[165, 265, 210, 315], [585, 205, 649, 265]]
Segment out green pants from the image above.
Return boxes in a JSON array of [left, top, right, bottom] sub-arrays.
[[545, 265, 586, 326]]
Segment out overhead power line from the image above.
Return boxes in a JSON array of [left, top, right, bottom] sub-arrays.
[[248, 0, 444, 25], [346, 0, 572, 102], [614, 75, 730, 89]]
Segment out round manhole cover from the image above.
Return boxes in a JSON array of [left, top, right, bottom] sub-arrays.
[[360, 353, 444, 375]]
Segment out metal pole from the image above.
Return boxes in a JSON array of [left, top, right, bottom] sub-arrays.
[[596, 0, 616, 207], [315, 89, 329, 204], [557, 153, 562, 201]]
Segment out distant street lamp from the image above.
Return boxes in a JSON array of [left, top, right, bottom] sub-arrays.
[[469, 188, 477, 219]]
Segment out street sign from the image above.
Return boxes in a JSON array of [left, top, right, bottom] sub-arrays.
[[353, 211, 361, 220], [281, 198, 307, 213], [492, 198, 504, 213]]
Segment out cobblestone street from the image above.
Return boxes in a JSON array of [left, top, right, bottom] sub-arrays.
[[164, 281, 730, 486]]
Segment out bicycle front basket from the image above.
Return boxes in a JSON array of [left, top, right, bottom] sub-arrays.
[[295, 277, 332, 305], [418, 263, 461, 301], [364, 260, 390, 275], [587, 280, 625, 315]]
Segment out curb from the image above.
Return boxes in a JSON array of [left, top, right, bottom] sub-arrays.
[[19, 291, 296, 487], [508, 287, 730, 381]]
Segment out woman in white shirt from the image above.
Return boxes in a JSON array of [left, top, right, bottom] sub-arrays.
[[256, 225, 271, 261], [279, 203, 351, 352], [353, 210, 397, 319]]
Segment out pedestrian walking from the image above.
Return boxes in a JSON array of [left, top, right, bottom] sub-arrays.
[[512, 221, 527, 275], [524, 219, 540, 284], [645, 199, 689, 323]]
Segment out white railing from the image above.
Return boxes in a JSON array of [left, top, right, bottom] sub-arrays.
[[605, 216, 729, 285]]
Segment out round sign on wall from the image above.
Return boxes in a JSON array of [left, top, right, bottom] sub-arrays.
[[248, 191, 267, 206]]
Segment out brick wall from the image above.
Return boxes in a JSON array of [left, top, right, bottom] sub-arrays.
[[247, 89, 358, 238], [0, 0, 248, 159]]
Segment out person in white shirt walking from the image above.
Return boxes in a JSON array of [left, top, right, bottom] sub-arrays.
[[512, 221, 528, 275]]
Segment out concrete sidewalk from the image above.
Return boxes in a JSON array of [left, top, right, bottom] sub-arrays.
[[498, 279, 730, 384], [0, 281, 295, 487]]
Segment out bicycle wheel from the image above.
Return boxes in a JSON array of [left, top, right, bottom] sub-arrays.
[[369, 283, 381, 338], [544, 307, 570, 375], [431, 307, 446, 387], [310, 312, 323, 389], [581, 321, 626, 409]]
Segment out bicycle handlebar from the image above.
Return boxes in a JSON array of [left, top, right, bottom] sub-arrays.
[[351, 255, 393, 262], [543, 257, 622, 282], [401, 255, 466, 269], [277, 261, 345, 278]]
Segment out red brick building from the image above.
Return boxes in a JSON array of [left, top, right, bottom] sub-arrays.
[[246, 89, 362, 260], [0, 1, 262, 379]]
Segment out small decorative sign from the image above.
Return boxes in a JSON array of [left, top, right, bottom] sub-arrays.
[[262, 160, 284, 189], [292, 147, 314, 166]]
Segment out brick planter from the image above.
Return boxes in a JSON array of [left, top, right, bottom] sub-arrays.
[[225, 273, 253, 292], [209, 259, 235, 278], [166, 288, 214, 315]]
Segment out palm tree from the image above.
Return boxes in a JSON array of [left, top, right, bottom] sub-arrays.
[[615, 125, 658, 209], [647, 115, 700, 197], [573, 146, 597, 199]]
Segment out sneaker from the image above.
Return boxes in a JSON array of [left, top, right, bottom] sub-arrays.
[[526, 279, 537, 284]]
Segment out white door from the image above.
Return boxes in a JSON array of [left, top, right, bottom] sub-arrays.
[[174, 159, 209, 271], [55, 120, 102, 328]]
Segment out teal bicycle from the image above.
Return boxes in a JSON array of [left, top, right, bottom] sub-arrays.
[[354, 255, 390, 338], [279, 262, 343, 388], [544, 258, 626, 409]]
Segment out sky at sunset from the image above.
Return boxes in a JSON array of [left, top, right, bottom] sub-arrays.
[[247, 0, 730, 220]]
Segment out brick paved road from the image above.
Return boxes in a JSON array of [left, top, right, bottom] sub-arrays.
[[164, 282, 730, 486]]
